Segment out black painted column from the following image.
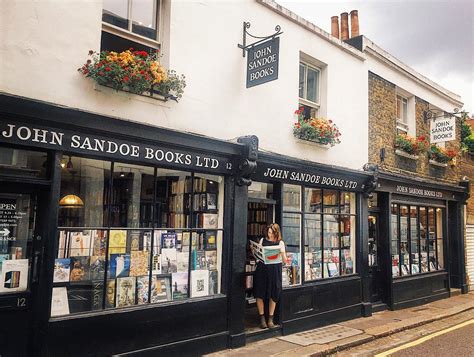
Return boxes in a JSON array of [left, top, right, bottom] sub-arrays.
[[448, 201, 468, 294], [358, 194, 372, 317], [226, 178, 248, 348]]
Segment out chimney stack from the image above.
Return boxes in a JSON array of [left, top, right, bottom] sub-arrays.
[[340, 12, 349, 40], [331, 16, 340, 39], [350, 10, 359, 37]]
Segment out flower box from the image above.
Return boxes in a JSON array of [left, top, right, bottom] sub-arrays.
[[79, 49, 186, 101], [429, 145, 457, 165], [295, 138, 330, 149], [292, 108, 341, 147], [429, 159, 448, 168], [395, 149, 419, 160]]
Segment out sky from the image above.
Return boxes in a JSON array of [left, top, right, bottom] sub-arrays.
[[279, 0, 474, 113]]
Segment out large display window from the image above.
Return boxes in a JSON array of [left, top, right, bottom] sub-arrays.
[[391, 203, 444, 277], [52, 156, 224, 317], [281, 184, 357, 287]]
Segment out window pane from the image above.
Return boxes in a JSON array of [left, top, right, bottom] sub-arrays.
[[368, 215, 377, 267], [396, 96, 402, 120], [304, 188, 321, 213], [323, 215, 339, 278], [299, 63, 305, 99], [0, 147, 48, 178], [304, 214, 321, 281], [340, 215, 355, 275], [193, 173, 222, 229], [402, 98, 408, 123], [283, 184, 301, 212], [428, 208, 436, 271], [58, 157, 111, 227], [410, 207, 419, 274], [110, 163, 155, 228], [323, 190, 338, 214], [0, 193, 35, 295], [131, 0, 158, 39], [103, 0, 129, 29], [436, 208, 444, 269], [282, 213, 301, 286], [400, 206, 409, 276], [340, 192, 356, 214], [306, 67, 319, 103], [419, 207, 428, 272], [391, 204, 399, 277]]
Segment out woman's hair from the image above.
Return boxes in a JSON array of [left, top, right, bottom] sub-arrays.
[[268, 223, 282, 242]]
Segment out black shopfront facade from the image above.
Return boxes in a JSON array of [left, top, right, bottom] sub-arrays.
[[368, 172, 468, 311]]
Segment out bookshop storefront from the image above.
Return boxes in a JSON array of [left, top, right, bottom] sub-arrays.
[[243, 152, 375, 336], [369, 172, 468, 311], [0, 94, 248, 356]]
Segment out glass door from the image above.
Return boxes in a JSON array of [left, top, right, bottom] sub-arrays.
[[0, 183, 47, 356]]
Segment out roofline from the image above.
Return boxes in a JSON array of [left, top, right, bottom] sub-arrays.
[[257, 0, 366, 61], [362, 36, 463, 108]]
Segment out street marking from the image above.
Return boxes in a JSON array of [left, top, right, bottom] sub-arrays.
[[374, 319, 474, 357]]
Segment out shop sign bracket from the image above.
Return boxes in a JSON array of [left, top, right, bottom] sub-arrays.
[[237, 21, 283, 58]]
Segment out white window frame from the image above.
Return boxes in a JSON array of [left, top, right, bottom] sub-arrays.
[[102, 0, 162, 49], [396, 94, 409, 133], [299, 61, 321, 114]]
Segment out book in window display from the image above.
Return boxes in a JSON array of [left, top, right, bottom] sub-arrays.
[[91, 280, 104, 311], [182, 232, 190, 252], [176, 252, 189, 272], [127, 231, 141, 251], [51, 287, 70, 317], [57, 230, 68, 258], [326, 262, 339, 277], [209, 270, 218, 295], [204, 231, 217, 250], [190, 270, 209, 298], [205, 250, 217, 270], [90, 256, 106, 280], [151, 275, 171, 303], [116, 277, 136, 308], [91, 230, 107, 257], [161, 248, 177, 273], [69, 230, 92, 257], [130, 251, 149, 276], [401, 264, 409, 276], [105, 279, 116, 308], [136, 275, 150, 304], [109, 230, 127, 255], [53, 258, 71, 283], [69, 256, 90, 282], [202, 213, 218, 229], [172, 272, 188, 300], [392, 265, 400, 276], [151, 254, 161, 274], [161, 232, 177, 249], [0, 259, 28, 292], [207, 193, 217, 210], [193, 250, 207, 270], [108, 254, 131, 278]]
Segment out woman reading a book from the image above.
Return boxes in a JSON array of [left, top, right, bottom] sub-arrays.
[[253, 223, 288, 329]]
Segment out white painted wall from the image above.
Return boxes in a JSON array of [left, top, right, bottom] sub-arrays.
[[0, 0, 369, 169]]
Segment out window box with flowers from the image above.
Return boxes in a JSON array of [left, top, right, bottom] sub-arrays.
[[292, 108, 341, 147], [428, 145, 458, 167], [78, 50, 186, 101], [394, 133, 429, 160]]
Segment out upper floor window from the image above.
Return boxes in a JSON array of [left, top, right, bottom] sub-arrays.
[[102, 0, 161, 52], [299, 62, 321, 119], [396, 95, 409, 133]]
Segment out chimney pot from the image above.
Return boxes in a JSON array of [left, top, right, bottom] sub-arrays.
[[331, 16, 340, 39], [340, 12, 349, 40], [350, 10, 359, 37]]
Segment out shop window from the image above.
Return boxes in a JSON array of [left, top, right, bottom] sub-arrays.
[[282, 185, 357, 285], [299, 61, 320, 119], [52, 156, 224, 317], [391, 204, 444, 278], [0, 147, 48, 178], [102, 0, 161, 53]]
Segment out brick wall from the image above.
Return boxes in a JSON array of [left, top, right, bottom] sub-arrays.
[[368, 71, 462, 184]]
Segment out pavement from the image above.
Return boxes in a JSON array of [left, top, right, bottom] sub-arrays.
[[206, 290, 474, 357]]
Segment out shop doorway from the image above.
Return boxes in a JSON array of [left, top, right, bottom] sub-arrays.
[[0, 183, 49, 356], [368, 214, 384, 304]]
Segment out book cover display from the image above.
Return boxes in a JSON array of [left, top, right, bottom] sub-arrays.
[[208, 270, 218, 295], [69, 231, 92, 257], [50, 287, 70, 317], [116, 277, 136, 308], [190, 270, 209, 297], [161, 248, 177, 273], [130, 251, 149, 276], [161, 233, 177, 249], [136, 275, 150, 304], [91, 230, 107, 256], [0, 259, 29, 292], [108, 254, 131, 278], [90, 256, 106, 280], [151, 276, 171, 303], [105, 279, 116, 308], [172, 272, 188, 300], [108, 230, 127, 255], [53, 258, 71, 283], [69, 256, 90, 282]]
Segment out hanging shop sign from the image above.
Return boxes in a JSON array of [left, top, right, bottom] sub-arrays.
[[430, 117, 456, 143], [253, 162, 368, 192], [0, 121, 234, 175], [237, 21, 282, 88], [246, 37, 279, 88]]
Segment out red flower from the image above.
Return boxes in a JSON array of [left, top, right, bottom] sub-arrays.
[[123, 76, 130, 83], [105, 67, 111, 72], [140, 70, 145, 74], [99, 71, 104, 76]]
